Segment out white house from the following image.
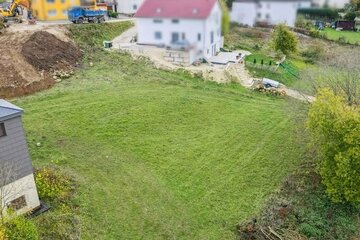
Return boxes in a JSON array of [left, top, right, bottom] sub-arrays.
[[134, 0, 223, 62], [312, 0, 349, 8], [116, 0, 145, 15], [231, 0, 312, 27]]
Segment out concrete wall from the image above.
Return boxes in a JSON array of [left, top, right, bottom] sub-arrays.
[[231, 1, 312, 27], [1, 174, 40, 217], [136, 1, 222, 62], [116, 0, 144, 14]]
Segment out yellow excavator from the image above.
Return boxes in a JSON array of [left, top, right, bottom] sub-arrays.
[[0, 0, 32, 30]]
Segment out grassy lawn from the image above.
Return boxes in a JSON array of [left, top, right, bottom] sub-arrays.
[[322, 28, 360, 44], [12, 23, 306, 239], [244, 54, 302, 86]]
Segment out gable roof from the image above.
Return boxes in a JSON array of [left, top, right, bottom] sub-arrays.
[[0, 99, 23, 122], [135, 0, 218, 19]]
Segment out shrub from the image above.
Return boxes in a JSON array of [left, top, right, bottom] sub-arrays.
[[309, 29, 321, 38], [308, 89, 360, 204], [5, 215, 39, 240], [338, 36, 347, 44], [108, 10, 119, 18], [271, 24, 298, 55], [0, 223, 6, 240], [35, 167, 72, 202], [302, 43, 324, 63]]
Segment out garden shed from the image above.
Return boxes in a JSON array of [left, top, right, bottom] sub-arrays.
[[0, 99, 40, 217]]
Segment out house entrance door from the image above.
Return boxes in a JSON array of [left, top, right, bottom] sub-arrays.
[[171, 32, 179, 43]]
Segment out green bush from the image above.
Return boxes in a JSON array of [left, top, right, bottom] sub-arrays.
[[301, 43, 324, 63], [271, 24, 298, 54], [308, 89, 360, 204], [35, 167, 72, 202], [108, 10, 119, 18], [5, 215, 39, 240]]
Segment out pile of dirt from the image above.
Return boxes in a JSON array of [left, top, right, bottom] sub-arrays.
[[22, 31, 82, 72], [0, 29, 82, 99]]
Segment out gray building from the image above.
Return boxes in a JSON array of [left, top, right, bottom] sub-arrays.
[[0, 99, 40, 216]]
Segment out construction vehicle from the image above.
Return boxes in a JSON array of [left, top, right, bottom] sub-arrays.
[[0, 0, 32, 26], [68, 7, 107, 24]]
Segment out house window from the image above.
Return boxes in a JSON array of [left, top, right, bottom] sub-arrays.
[[0, 123, 6, 137], [133, 4, 137, 10], [48, 9, 57, 16], [181, 33, 186, 40], [47, 0, 55, 3], [172, 19, 179, 24], [210, 31, 214, 44], [257, 3, 262, 8], [7, 195, 27, 211], [257, 12, 261, 18], [155, 31, 162, 40], [197, 33, 201, 41], [63, 10, 68, 16], [266, 14, 270, 20], [153, 19, 163, 23]]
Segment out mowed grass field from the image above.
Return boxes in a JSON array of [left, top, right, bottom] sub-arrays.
[[16, 24, 304, 239], [323, 28, 360, 44]]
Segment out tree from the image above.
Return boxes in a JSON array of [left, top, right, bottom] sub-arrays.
[[220, 0, 230, 35], [271, 24, 298, 55], [308, 89, 360, 203]]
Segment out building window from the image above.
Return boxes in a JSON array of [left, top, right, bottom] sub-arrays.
[[172, 19, 179, 24], [257, 12, 261, 18], [197, 33, 201, 41], [133, 4, 137, 10], [48, 10, 57, 16], [153, 19, 163, 23], [266, 14, 270, 20], [257, 3, 262, 8], [63, 10, 68, 16], [181, 33, 186, 40], [210, 31, 214, 44], [0, 123, 6, 137], [61, 0, 65, 3], [155, 31, 162, 40], [7, 195, 27, 211], [47, 0, 55, 3]]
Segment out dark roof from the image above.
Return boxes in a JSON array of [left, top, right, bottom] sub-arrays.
[[0, 99, 23, 122], [135, 0, 218, 19]]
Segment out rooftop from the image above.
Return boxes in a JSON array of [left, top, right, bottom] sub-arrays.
[[135, 0, 218, 19], [0, 99, 23, 121]]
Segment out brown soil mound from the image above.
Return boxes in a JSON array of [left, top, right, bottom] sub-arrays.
[[22, 31, 82, 72], [0, 29, 82, 99]]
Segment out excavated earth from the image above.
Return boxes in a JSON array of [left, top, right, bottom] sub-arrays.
[[0, 27, 82, 98]]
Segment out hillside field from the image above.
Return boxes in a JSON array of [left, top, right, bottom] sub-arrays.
[[13, 23, 306, 239]]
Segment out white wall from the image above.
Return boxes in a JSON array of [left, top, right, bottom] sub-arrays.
[[1, 174, 40, 218], [231, 2, 257, 26], [313, 0, 349, 8], [116, 0, 144, 14], [231, 1, 311, 27], [136, 1, 222, 61]]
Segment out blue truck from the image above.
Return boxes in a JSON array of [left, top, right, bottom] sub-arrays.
[[68, 7, 107, 24]]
